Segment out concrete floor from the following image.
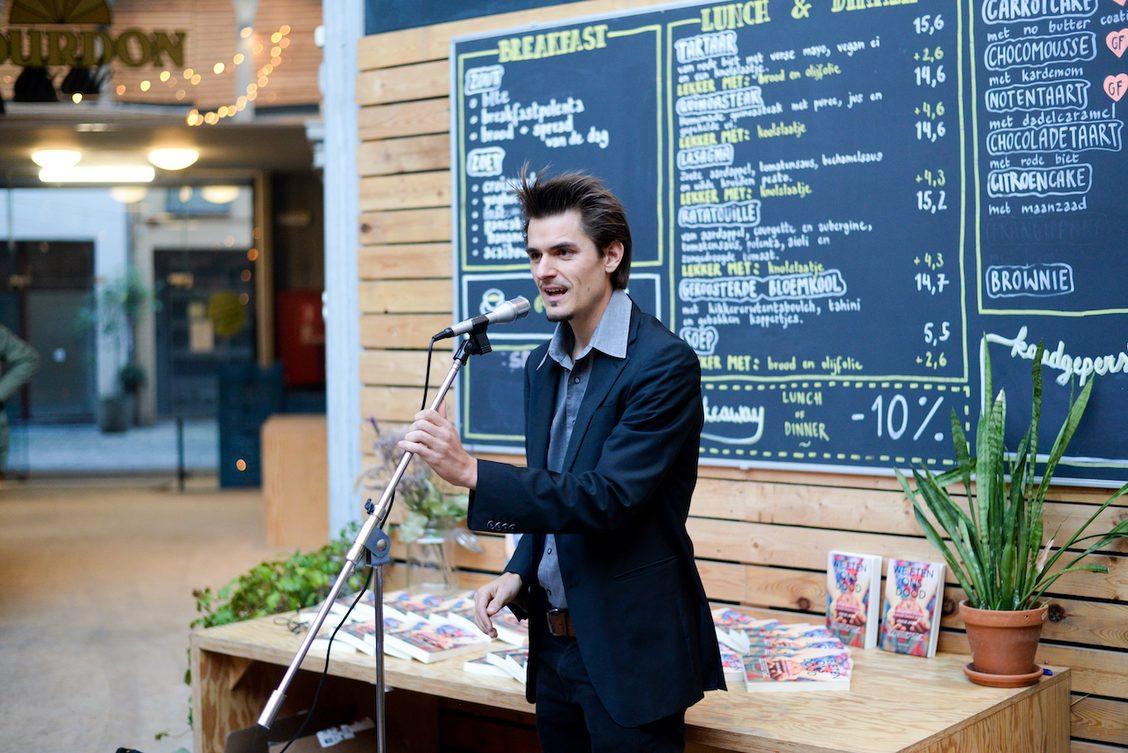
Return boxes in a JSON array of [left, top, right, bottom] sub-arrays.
[[0, 478, 286, 753]]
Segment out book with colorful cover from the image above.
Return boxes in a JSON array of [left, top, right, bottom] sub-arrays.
[[437, 591, 477, 612], [382, 590, 450, 621], [743, 649, 853, 692], [742, 639, 845, 657], [879, 558, 945, 658], [433, 593, 477, 622], [718, 645, 745, 687], [826, 551, 883, 649], [442, 611, 490, 640], [491, 610, 529, 647], [711, 607, 780, 631], [343, 615, 423, 658], [384, 615, 491, 664], [485, 647, 530, 684], [348, 590, 379, 622], [722, 622, 837, 655], [294, 596, 365, 627], [444, 607, 529, 647], [712, 608, 780, 653], [307, 623, 347, 656], [745, 636, 845, 653], [462, 653, 513, 679]]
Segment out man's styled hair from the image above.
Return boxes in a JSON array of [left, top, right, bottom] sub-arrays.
[[514, 168, 632, 290]]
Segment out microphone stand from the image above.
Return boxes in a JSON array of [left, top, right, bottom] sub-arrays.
[[257, 327, 493, 752]]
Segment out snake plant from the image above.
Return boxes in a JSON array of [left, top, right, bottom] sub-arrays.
[[897, 341, 1127, 611]]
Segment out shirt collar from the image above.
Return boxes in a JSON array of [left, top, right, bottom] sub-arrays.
[[541, 289, 632, 370]]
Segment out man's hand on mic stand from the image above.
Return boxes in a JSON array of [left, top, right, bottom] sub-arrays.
[[398, 402, 478, 490]]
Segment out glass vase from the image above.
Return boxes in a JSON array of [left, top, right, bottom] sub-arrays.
[[405, 525, 456, 594]]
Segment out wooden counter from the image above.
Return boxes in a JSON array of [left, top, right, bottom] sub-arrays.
[[191, 615, 1070, 753]]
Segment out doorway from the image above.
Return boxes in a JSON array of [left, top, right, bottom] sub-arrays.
[[0, 240, 96, 422], [154, 248, 257, 418]]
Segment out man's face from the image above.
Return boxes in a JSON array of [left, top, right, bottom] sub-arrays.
[[526, 209, 621, 323]]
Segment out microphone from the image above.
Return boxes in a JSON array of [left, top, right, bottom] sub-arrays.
[[433, 296, 531, 341]]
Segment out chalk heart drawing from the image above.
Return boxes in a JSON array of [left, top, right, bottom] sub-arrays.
[[1107, 29, 1128, 57], [1105, 74, 1128, 103], [1116, 0, 1127, 8]]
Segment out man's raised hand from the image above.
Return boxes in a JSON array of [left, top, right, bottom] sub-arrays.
[[397, 401, 478, 489]]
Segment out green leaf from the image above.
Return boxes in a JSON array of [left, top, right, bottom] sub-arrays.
[[1036, 377, 1093, 503], [1028, 563, 1109, 606], [1027, 344, 1043, 499], [949, 409, 977, 535], [891, 337, 1126, 613], [900, 469, 982, 605], [1000, 540, 1016, 609], [1033, 482, 1127, 584]]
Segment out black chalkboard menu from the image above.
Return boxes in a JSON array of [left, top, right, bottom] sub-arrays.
[[450, 0, 1128, 485]]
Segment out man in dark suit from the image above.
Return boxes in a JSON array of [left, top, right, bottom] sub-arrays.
[[399, 171, 725, 752]]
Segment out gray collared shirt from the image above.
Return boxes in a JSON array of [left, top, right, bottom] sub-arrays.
[[537, 289, 632, 609]]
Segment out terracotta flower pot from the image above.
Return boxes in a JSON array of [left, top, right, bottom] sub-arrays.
[[959, 600, 1047, 687]]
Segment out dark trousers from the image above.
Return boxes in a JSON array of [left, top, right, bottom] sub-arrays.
[[533, 620, 685, 753]]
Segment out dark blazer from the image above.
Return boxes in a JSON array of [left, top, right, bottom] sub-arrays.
[[467, 302, 726, 727]]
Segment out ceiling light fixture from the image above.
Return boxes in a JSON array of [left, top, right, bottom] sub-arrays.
[[201, 185, 241, 204], [39, 165, 156, 184], [31, 149, 82, 169], [110, 186, 149, 204], [147, 147, 199, 171]]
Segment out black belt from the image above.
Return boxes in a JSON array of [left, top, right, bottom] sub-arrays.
[[546, 608, 576, 638]]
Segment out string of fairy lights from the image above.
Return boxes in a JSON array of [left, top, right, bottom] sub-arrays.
[[106, 24, 293, 127]]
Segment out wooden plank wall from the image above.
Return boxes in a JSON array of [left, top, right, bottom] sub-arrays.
[[355, 3, 1128, 751]]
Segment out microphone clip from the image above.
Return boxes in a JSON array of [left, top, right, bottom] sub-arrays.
[[465, 324, 492, 356]]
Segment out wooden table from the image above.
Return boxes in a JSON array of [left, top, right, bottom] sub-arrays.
[[191, 616, 1070, 753]]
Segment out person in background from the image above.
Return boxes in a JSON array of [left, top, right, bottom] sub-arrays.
[[400, 170, 724, 752], [0, 324, 39, 476]]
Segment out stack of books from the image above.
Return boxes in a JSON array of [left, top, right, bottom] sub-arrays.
[[446, 607, 528, 647], [463, 647, 530, 684], [383, 590, 464, 619], [297, 589, 492, 664], [712, 607, 853, 692], [705, 552, 948, 692]]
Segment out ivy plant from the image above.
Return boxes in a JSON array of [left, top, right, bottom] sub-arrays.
[[190, 523, 365, 630]]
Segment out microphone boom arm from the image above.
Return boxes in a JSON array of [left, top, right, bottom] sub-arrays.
[[256, 332, 488, 751]]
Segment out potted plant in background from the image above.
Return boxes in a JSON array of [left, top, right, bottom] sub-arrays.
[[898, 341, 1126, 687], [118, 361, 147, 423], [77, 270, 156, 432], [357, 419, 482, 593]]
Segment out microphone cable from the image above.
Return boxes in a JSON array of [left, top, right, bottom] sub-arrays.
[[275, 565, 373, 753], [421, 335, 439, 410]]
